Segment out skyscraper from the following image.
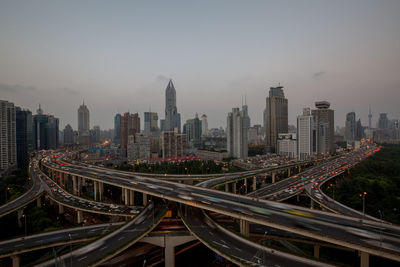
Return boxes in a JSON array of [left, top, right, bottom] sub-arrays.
[[368, 106, 372, 129], [144, 111, 159, 134], [201, 114, 208, 136], [33, 105, 59, 150], [345, 112, 356, 141], [242, 95, 251, 129], [312, 101, 334, 155], [114, 113, 121, 145], [297, 108, 315, 160], [378, 113, 389, 129], [16, 107, 33, 169], [63, 124, 74, 146], [160, 131, 187, 158], [164, 80, 181, 133], [227, 107, 248, 158], [78, 101, 90, 145], [0, 100, 16, 172], [183, 113, 202, 146], [265, 85, 288, 153], [120, 112, 140, 150]]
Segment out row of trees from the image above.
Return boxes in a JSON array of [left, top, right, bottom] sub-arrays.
[[327, 144, 400, 224], [118, 160, 242, 174]]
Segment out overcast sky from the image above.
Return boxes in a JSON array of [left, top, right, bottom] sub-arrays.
[[1, 1, 399, 131]]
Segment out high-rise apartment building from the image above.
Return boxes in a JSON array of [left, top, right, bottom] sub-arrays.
[[265, 85, 288, 153], [63, 124, 74, 146], [127, 133, 151, 161], [277, 133, 297, 158], [312, 101, 334, 155], [0, 100, 16, 172], [345, 112, 356, 141], [78, 102, 90, 145], [144, 112, 159, 134], [16, 107, 33, 169], [201, 114, 208, 136], [378, 113, 389, 129], [242, 96, 251, 129], [297, 108, 315, 160], [183, 113, 202, 146], [92, 125, 101, 143], [227, 107, 248, 158], [33, 105, 59, 150], [164, 80, 181, 133], [120, 112, 140, 150], [114, 113, 121, 145], [160, 131, 187, 158]]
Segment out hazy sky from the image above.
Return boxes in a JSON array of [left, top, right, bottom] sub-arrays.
[[1, 1, 399, 131]]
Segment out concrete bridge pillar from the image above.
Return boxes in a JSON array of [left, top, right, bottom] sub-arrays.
[[299, 165, 302, 172], [143, 193, 148, 206], [225, 183, 229, 192], [240, 219, 249, 237], [360, 251, 369, 267], [244, 178, 247, 194], [297, 194, 300, 202], [165, 242, 175, 267], [129, 190, 135, 206], [121, 187, 125, 203], [252, 176, 257, 191], [94, 181, 98, 201], [17, 209, 23, 228], [58, 204, 64, 214], [77, 177, 82, 196], [72, 176, 78, 195], [313, 244, 320, 258], [272, 172, 276, 183], [287, 168, 291, 177], [124, 189, 129, 205], [310, 199, 315, 209], [232, 182, 237, 194], [77, 210, 83, 224], [98, 182, 104, 201], [36, 198, 41, 208], [11, 255, 20, 267]]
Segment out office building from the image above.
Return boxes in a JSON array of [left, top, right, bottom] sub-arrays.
[[164, 80, 181, 133], [160, 131, 187, 158], [242, 95, 251, 129], [33, 105, 59, 150], [201, 114, 208, 136], [265, 85, 288, 153], [0, 100, 16, 172], [297, 108, 315, 160], [127, 133, 151, 161], [114, 113, 121, 145], [78, 102, 90, 145], [378, 113, 389, 129], [368, 106, 372, 129], [277, 133, 297, 159], [63, 124, 74, 146], [345, 112, 356, 141], [91, 125, 101, 144], [16, 107, 33, 169], [120, 112, 140, 150], [312, 101, 334, 155], [183, 113, 202, 146], [144, 111, 159, 134], [227, 107, 248, 158]]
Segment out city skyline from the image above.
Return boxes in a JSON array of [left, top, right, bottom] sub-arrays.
[[0, 1, 399, 130]]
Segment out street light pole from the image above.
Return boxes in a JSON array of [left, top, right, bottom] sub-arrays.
[[68, 233, 72, 267], [22, 214, 27, 236], [360, 192, 367, 217]]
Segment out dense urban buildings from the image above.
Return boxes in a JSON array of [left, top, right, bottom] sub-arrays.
[[0, 100, 16, 173], [120, 112, 140, 150], [144, 111, 159, 134], [160, 131, 187, 158], [127, 133, 151, 161], [226, 107, 248, 158], [265, 85, 288, 153], [297, 108, 314, 160], [164, 80, 181, 133], [345, 112, 356, 141], [15, 107, 33, 169], [312, 101, 335, 155], [183, 113, 202, 147]]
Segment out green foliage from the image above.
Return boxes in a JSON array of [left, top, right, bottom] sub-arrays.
[[248, 144, 265, 157], [117, 160, 242, 174], [0, 168, 30, 205], [332, 145, 400, 224]]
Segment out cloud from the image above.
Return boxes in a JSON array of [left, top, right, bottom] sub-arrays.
[[156, 74, 170, 83], [0, 83, 37, 94], [61, 87, 79, 95], [313, 71, 326, 79]]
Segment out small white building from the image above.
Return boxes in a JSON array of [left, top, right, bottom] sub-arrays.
[[277, 133, 297, 159]]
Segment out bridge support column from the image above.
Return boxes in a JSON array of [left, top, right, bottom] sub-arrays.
[[297, 194, 300, 202], [287, 168, 291, 177], [244, 178, 247, 194], [225, 183, 229, 192], [17, 209, 23, 228], [272, 172, 276, 183], [58, 204, 64, 214], [143, 193, 148, 206], [165, 242, 175, 267], [252, 176, 257, 191], [313, 244, 320, 258], [98, 182, 104, 201], [94, 181, 98, 201], [240, 219, 249, 237], [77, 210, 83, 224], [360, 251, 369, 267], [310, 199, 314, 209], [124, 189, 129, 205], [72, 176, 78, 195], [129, 190, 135, 206], [232, 182, 237, 194], [36, 197, 41, 208], [11, 255, 20, 267], [77, 177, 82, 196]]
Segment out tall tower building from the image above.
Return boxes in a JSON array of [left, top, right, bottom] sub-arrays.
[[227, 107, 248, 158], [265, 85, 288, 153], [312, 101, 334, 155], [201, 114, 208, 136], [16, 107, 33, 168], [33, 104, 59, 150], [120, 112, 140, 150], [297, 108, 315, 160], [164, 80, 181, 133], [242, 95, 251, 129], [78, 101, 90, 134], [183, 113, 202, 146], [345, 112, 356, 141], [63, 124, 74, 146], [114, 114, 121, 145], [0, 100, 16, 172]]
